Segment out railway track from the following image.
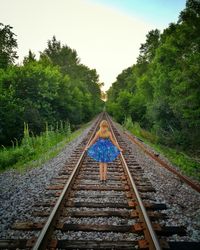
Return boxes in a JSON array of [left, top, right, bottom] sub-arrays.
[[1, 112, 200, 249]]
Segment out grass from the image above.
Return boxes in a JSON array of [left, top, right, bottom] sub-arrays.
[[0, 120, 91, 173], [122, 116, 200, 182]]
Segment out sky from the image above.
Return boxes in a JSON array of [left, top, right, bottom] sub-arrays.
[[0, 0, 186, 91]]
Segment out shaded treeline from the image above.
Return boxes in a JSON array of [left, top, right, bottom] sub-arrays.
[[106, 0, 200, 154], [0, 27, 104, 146]]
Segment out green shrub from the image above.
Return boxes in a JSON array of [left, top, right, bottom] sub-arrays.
[[123, 117, 200, 182], [0, 120, 73, 171], [123, 116, 158, 143], [123, 116, 134, 131]]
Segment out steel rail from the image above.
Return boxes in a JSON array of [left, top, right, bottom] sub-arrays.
[[32, 113, 103, 250], [106, 112, 162, 250], [124, 131, 200, 194]]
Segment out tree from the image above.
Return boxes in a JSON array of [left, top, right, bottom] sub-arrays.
[[40, 36, 80, 77], [23, 50, 36, 65], [0, 23, 18, 69], [0, 62, 64, 144], [0, 34, 103, 145], [137, 29, 160, 64], [107, 0, 200, 151]]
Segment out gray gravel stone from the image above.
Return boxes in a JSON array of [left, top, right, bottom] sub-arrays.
[[60, 216, 137, 225], [54, 230, 143, 241]]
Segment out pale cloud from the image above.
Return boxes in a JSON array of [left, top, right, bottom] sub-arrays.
[[0, 0, 156, 91]]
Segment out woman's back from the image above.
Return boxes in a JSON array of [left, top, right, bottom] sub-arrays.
[[98, 129, 110, 138]]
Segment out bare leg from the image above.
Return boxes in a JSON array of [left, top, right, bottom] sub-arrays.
[[99, 163, 104, 181], [103, 163, 107, 180]]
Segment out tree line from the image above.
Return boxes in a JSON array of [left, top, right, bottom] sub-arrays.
[[0, 25, 104, 146], [106, 0, 200, 154]]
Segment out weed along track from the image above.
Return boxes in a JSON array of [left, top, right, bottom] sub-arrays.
[[1, 112, 200, 249]]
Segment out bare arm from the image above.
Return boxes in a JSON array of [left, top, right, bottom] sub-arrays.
[[108, 132, 123, 151], [85, 131, 99, 150]]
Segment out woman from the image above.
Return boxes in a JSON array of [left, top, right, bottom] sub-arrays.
[[85, 120, 123, 183]]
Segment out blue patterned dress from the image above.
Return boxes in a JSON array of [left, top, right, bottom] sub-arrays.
[[87, 131, 120, 163]]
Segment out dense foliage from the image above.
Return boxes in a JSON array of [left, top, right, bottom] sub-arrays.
[[0, 27, 104, 146], [106, 0, 200, 154]]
